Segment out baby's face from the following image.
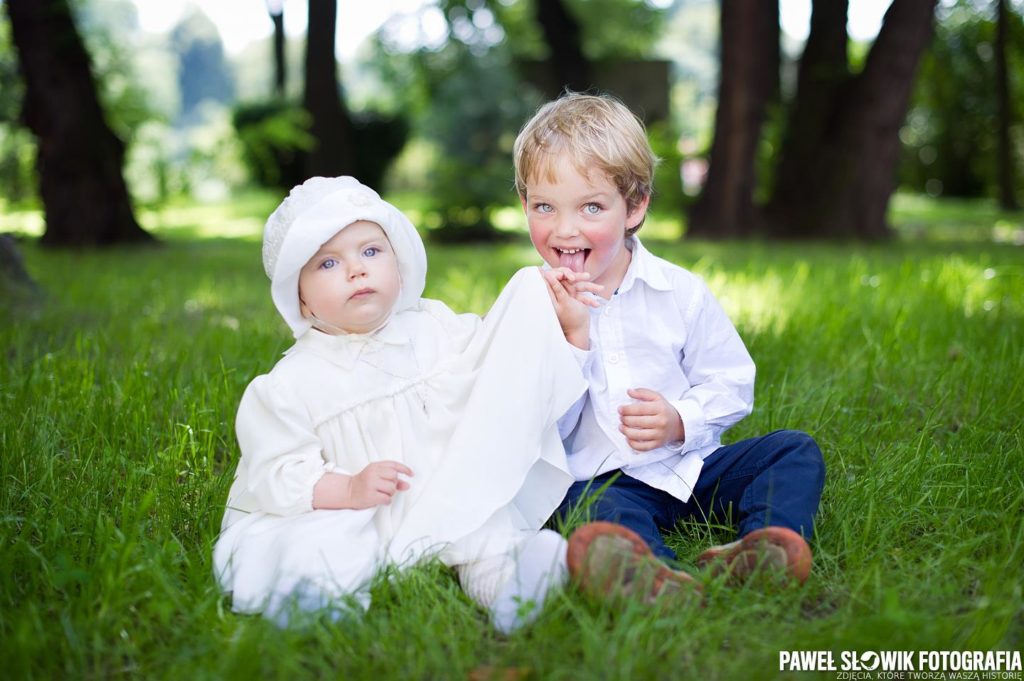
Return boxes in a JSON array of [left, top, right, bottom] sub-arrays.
[[522, 154, 647, 297], [298, 221, 401, 334]]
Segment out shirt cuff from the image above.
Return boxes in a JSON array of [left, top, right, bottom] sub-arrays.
[[669, 398, 709, 454], [323, 461, 354, 477], [568, 343, 594, 371]]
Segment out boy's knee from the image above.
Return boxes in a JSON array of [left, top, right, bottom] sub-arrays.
[[776, 429, 826, 486]]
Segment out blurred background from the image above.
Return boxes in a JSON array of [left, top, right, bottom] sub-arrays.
[[0, 0, 1021, 250]]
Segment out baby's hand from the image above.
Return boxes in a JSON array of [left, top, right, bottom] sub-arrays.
[[618, 388, 685, 452], [541, 268, 603, 349], [348, 461, 413, 509]]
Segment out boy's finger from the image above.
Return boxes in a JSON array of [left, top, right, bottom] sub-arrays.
[[549, 279, 568, 301], [619, 402, 657, 417], [620, 425, 656, 440], [627, 388, 662, 401], [549, 268, 570, 281], [574, 282, 603, 293], [620, 414, 660, 428], [540, 270, 563, 288], [574, 294, 601, 308], [396, 480, 410, 492]]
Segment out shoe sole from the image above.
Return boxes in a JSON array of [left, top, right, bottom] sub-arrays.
[[697, 526, 812, 584], [567, 522, 702, 605]]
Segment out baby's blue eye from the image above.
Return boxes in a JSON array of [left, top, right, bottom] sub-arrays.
[[362, 246, 380, 258], [319, 258, 338, 270]]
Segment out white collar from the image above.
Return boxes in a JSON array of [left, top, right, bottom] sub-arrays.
[[613, 237, 673, 297], [290, 316, 411, 370]]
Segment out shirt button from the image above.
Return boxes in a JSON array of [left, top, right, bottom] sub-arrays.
[[608, 353, 619, 364]]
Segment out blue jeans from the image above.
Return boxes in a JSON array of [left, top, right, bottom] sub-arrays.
[[554, 430, 826, 561]]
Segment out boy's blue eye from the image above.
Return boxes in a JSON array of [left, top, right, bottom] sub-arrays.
[[362, 246, 380, 257], [534, 203, 553, 213], [319, 258, 338, 270], [584, 203, 603, 215]]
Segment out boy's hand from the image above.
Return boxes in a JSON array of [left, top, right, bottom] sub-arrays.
[[541, 267, 602, 350], [618, 388, 685, 451], [347, 461, 413, 509]]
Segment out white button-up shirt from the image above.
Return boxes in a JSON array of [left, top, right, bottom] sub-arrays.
[[557, 237, 755, 503]]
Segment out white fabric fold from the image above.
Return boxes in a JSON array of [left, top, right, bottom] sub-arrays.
[[213, 267, 586, 618]]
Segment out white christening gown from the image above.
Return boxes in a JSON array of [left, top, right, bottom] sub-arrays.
[[213, 267, 587, 620]]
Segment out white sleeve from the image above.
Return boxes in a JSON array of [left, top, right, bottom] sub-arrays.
[[557, 343, 596, 439], [234, 375, 332, 516], [668, 283, 755, 456]]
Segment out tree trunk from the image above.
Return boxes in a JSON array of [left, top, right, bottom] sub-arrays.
[[303, 0, 355, 178], [766, 0, 937, 239], [535, 0, 591, 92], [995, 0, 1019, 211], [764, 0, 850, 237], [271, 9, 286, 97], [687, 0, 779, 238], [5, 0, 150, 247]]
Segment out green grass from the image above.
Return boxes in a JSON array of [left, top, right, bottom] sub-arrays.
[[2, 196, 1023, 679]]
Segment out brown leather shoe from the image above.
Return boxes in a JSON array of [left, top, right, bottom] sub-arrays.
[[567, 521, 702, 605], [696, 526, 812, 584]]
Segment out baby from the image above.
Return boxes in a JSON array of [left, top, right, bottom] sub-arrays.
[[213, 176, 606, 630]]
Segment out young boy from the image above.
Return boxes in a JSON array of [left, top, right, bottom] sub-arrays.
[[514, 93, 826, 583]]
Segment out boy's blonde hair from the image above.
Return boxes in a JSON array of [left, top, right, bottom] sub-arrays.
[[513, 92, 657, 235]]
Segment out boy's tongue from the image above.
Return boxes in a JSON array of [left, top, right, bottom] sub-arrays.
[[558, 249, 586, 273]]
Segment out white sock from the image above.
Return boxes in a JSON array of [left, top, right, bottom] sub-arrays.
[[490, 529, 569, 634], [456, 554, 516, 610]]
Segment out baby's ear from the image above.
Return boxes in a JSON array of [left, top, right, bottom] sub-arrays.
[[298, 295, 310, 318]]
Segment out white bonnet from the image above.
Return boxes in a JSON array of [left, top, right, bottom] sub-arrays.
[[263, 176, 427, 338]]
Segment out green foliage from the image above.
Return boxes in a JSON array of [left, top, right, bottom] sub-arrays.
[[0, 0, 162, 207], [351, 111, 411, 193], [420, 44, 536, 237], [1, 195, 1022, 678], [75, 0, 159, 146], [0, 17, 33, 207], [900, 0, 1024, 198], [370, 2, 539, 237], [0, 124, 34, 207], [232, 100, 313, 190], [367, 0, 670, 238], [0, 16, 22, 125], [478, 0, 668, 62], [231, 99, 409, 193], [569, 0, 668, 60], [648, 120, 687, 212], [659, 0, 719, 144]]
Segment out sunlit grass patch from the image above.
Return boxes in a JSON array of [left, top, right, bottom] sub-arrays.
[[890, 191, 1024, 243]]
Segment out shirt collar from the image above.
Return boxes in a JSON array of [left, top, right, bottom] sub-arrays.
[[615, 236, 672, 296], [290, 316, 410, 370]]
